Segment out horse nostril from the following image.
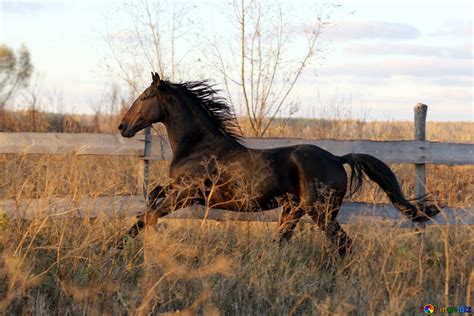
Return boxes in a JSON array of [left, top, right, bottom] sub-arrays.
[[118, 123, 124, 131]]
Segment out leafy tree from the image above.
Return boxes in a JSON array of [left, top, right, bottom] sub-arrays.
[[0, 44, 33, 108]]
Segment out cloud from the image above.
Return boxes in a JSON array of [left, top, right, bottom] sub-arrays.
[[428, 87, 473, 102], [0, 1, 66, 15], [431, 21, 473, 38], [432, 77, 473, 87], [320, 58, 471, 80], [344, 43, 472, 60], [108, 30, 135, 42], [0, 1, 50, 14], [323, 20, 420, 41]]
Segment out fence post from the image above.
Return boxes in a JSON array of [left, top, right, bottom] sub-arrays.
[[143, 126, 152, 205], [414, 103, 427, 199], [414, 104, 427, 250]]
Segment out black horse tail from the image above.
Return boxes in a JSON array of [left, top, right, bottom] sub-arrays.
[[340, 153, 440, 222]]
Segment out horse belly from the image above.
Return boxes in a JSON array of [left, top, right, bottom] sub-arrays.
[[207, 173, 280, 212]]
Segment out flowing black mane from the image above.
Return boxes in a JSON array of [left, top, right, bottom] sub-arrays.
[[167, 80, 242, 142]]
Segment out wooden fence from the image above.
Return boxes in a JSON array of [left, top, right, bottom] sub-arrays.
[[1, 104, 473, 225], [1, 130, 472, 165]]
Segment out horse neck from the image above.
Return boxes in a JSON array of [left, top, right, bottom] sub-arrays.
[[163, 98, 241, 159]]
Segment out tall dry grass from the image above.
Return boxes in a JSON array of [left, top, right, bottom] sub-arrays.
[[0, 216, 473, 314], [0, 117, 473, 314], [257, 118, 474, 143]]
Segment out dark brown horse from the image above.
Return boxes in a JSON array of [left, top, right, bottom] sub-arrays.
[[117, 72, 439, 256]]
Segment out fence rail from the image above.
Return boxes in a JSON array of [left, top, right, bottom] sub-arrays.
[[1, 133, 473, 165], [1, 195, 472, 226]]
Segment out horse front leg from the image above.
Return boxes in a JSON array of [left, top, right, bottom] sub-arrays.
[[116, 208, 172, 249], [115, 185, 172, 250]]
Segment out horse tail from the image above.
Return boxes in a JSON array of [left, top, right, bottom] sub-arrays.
[[340, 153, 440, 222]]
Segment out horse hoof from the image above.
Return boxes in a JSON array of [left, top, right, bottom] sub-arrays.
[[155, 222, 169, 231], [114, 236, 130, 250], [107, 247, 121, 256]]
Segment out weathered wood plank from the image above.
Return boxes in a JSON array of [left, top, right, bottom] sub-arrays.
[[1, 195, 472, 226], [414, 103, 428, 197], [242, 138, 474, 165], [0, 195, 144, 219], [1, 133, 473, 165], [134, 136, 474, 165], [0, 132, 144, 156]]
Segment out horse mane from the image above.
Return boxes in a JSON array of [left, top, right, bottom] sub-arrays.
[[167, 80, 242, 143]]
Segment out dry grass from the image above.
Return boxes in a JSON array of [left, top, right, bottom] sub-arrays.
[[259, 119, 474, 143], [0, 118, 473, 314], [0, 218, 473, 314]]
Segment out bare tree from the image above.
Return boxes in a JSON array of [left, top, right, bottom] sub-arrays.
[[105, 0, 334, 137], [88, 83, 125, 132], [22, 74, 44, 132], [104, 0, 197, 95], [207, 1, 332, 137]]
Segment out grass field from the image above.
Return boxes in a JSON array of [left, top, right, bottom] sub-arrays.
[[0, 119, 473, 314]]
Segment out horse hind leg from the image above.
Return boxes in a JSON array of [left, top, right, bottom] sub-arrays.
[[274, 203, 305, 244], [310, 196, 352, 257], [324, 219, 352, 257]]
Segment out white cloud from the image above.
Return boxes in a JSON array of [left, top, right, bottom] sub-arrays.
[[343, 43, 472, 60], [0, 1, 59, 14], [323, 20, 420, 41], [320, 57, 471, 79], [431, 21, 473, 38], [108, 30, 135, 42]]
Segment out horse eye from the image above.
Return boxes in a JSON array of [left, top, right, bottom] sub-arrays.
[[140, 92, 151, 100], [141, 90, 157, 100]]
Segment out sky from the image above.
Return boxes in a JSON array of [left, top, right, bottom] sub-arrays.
[[0, 0, 473, 121]]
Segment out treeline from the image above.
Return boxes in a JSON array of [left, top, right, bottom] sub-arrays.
[[0, 108, 121, 133], [2, 107, 472, 144], [0, 107, 365, 135]]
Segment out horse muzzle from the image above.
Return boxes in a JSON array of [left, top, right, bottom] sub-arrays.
[[118, 123, 136, 138]]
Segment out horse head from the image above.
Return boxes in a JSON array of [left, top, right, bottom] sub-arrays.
[[118, 72, 169, 137]]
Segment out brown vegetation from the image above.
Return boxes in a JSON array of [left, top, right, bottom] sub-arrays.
[[0, 111, 473, 314]]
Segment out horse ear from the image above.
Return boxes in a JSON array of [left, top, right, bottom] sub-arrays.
[[151, 72, 161, 86]]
